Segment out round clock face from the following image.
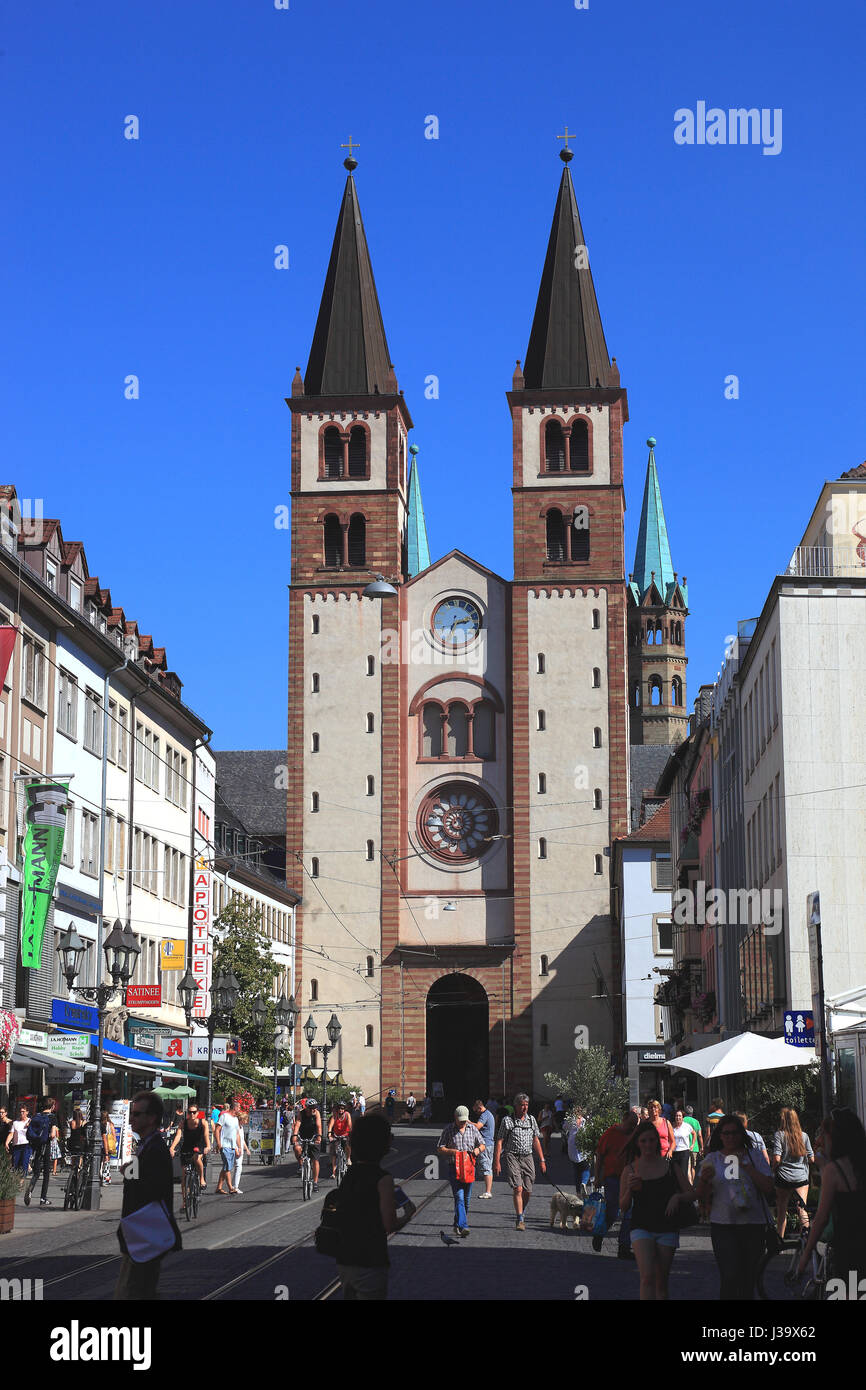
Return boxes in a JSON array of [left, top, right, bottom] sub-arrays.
[[432, 597, 482, 645], [418, 783, 498, 863]]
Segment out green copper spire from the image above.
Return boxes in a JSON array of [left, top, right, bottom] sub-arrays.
[[632, 438, 676, 601], [406, 444, 431, 577]]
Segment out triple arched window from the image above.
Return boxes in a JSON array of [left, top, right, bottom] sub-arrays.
[[543, 417, 591, 473], [322, 513, 366, 568], [321, 424, 369, 480], [420, 698, 496, 760]]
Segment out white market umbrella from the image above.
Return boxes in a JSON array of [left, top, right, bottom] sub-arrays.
[[664, 1031, 817, 1080]]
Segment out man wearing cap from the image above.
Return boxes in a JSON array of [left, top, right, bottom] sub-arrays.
[[437, 1105, 486, 1237]]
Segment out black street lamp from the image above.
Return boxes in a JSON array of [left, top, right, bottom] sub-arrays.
[[304, 1011, 342, 1138], [201, 972, 240, 1117], [56, 918, 140, 1211], [252, 992, 295, 1162]]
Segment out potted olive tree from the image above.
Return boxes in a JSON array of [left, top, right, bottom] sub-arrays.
[[0, 1148, 22, 1234]]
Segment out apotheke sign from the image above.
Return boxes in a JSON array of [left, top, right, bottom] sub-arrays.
[[155, 1035, 228, 1062]]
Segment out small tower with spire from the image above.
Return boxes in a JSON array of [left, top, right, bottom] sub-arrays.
[[627, 438, 689, 745]]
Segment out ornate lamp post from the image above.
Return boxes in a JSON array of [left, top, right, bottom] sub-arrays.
[[304, 1011, 342, 1137], [56, 919, 141, 1211], [179, 970, 239, 1117], [252, 992, 294, 1162]]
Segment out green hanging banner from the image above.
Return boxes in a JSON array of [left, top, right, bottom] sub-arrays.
[[21, 781, 69, 969]]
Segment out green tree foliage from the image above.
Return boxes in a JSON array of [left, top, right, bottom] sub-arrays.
[[211, 896, 288, 1077], [545, 1046, 630, 1164], [740, 1065, 822, 1140]]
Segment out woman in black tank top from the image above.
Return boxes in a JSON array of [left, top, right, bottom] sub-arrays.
[[619, 1120, 696, 1300], [798, 1107, 866, 1286]]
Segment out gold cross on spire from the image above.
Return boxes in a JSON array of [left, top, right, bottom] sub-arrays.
[[341, 136, 360, 161], [556, 125, 575, 163]]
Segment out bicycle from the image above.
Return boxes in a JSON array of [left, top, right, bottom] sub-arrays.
[[182, 1151, 202, 1222], [332, 1136, 349, 1188], [298, 1138, 315, 1201], [757, 1197, 832, 1300]]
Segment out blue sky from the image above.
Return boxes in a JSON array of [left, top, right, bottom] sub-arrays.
[[2, 0, 863, 747]]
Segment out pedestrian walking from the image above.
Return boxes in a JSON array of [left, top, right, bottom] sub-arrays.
[[493, 1093, 546, 1231], [646, 1099, 675, 1159], [438, 1105, 485, 1235], [771, 1107, 815, 1239], [564, 1109, 591, 1192], [215, 1101, 242, 1196], [0, 1106, 12, 1156], [593, 1107, 639, 1259], [101, 1109, 117, 1184], [552, 1094, 565, 1134], [618, 1120, 696, 1300], [703, 1097, 725, 1149], [384, 1088, 396, 1122], [233, 1111, 251, 1193], [733, 1111, 768, 1165], [671, 1109, 696, 1179], [114, 1090, 182, 1301], [357, 1089, 366, 1116], [23, 1098, 57, 1208], [682, 1105, 704, 1179], [49, 1108, 63, 1176], [334, 1114, 416, 1300], [693, 1113, 774, 1300], [472, 1099, 495, 1199], [405, 1091, 416, 1123], [8, 1105, 31, 1172], [537, 1101, 554, 1157], [798, 1107, 866, 1287], [421, 1093, 433, 1122]]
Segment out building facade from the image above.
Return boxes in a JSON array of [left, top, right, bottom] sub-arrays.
[[287, 151, 638, 1110]]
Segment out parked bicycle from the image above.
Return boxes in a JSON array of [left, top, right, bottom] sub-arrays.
[[63, 1153, 93, 1211], [757, 1196, 832, 1300]]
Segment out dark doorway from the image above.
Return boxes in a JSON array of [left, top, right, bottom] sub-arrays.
[[426, 973, 489, 1123]]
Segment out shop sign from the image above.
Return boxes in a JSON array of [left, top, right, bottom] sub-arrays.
[[52, 998, 98, 1031], [638, 1048, 667, 1064], [20, 1028, 48, 1048], [47, 1034, 89, 1058], [154, 1035, 227, 1062], [125, 985, 162, 1008], [160, 939, 185, 971]]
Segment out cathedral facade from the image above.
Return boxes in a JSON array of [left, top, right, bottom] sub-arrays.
[[286, 150, 675, 1112]]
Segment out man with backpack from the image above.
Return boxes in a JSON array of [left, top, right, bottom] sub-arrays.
[[24, 1097, 58, 1207]]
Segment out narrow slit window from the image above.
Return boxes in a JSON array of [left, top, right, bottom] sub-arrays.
[[592, 609, 600, 629], [593, 727, 602, 748], [537, 772, 547, 794], [366, 655, 375, 676], [366, 712, 375, 732], [311, 792, 319, 812], [311, 672, 320, 693], [366, 775, 375, 796], [311, 732, 320, 752], [310, 857, 319, 878], [592, 667, 601, 688], [594, 788, 603, 809], [538, 837, 547, 859], [539, 954, 549, 976], [366, 956, 374, 977], [366, 839, 375, 861], [536, 653, 545, 674], [594, 854, 603, 875], [311, 614, 320, 634], [537, 709, 546, 731]]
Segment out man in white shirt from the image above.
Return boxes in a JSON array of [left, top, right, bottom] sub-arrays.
[[215, 1102, 242, 1196]]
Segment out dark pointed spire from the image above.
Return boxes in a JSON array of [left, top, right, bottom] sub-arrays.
[[523, 156, 611, 391], [304, 170, 395, 397]]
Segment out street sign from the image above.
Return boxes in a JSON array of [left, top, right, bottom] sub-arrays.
[[125, 984, 162, 1008], [155, 1035, 228, 1062], [783, 1010, 815, 1047], [807, 892, 821, 998]]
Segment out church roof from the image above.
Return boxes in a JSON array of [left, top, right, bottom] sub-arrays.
[[304, 173, 395, 397], [523, 161, 611, 390], [632, 439, 679, 603], [406, 447, 431, 577]]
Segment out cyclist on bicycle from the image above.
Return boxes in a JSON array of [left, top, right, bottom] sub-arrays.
[[327, 1100, 352, 1179], [292, 1098, 322, 1192], [170, 1104, 211, 1202]]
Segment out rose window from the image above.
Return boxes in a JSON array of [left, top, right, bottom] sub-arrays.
[[418, 784, 498, 863]]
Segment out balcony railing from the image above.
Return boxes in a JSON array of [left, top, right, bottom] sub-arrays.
[[786, 545, 865, 579]]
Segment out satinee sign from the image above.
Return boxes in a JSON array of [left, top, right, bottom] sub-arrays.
[[191, 856, 213, 1019]]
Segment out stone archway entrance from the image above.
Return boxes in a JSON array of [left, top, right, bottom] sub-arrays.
[[426, 973, 489, 1122]]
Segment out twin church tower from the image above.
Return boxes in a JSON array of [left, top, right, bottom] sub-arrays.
[[286, 146, 688, 1110]]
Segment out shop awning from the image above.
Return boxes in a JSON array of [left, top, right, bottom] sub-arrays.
[[11, 1045, 116, 1075], [56, 1032, 181, 1074]]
